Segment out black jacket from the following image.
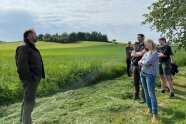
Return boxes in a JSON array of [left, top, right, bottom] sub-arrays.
[[171, 63, 179, 76], [15, 40, 45, 82]]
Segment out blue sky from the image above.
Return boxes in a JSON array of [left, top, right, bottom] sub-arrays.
[[0, 0, 160, 42]]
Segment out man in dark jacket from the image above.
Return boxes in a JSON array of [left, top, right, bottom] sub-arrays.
[[131, 34, 146, 103], [125, 41, 134, 77], [16, 29, 45, 124]]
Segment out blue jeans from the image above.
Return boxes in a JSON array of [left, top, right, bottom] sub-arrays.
[[140, 71, 158, 114]]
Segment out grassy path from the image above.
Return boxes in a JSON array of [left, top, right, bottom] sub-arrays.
[[0, 67, 186, 124]]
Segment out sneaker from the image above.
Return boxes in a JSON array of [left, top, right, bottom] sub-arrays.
[[160, 90, 165, 93], [169, 92, 175, 99], [133, 95, 139, 100]]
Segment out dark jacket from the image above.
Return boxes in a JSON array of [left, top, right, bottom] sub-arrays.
[[158, 44, 172, 62], [126, 46, 134, 59], [15, 40, 45, 82], [132, 42, 145, 66], [171, 63, 179, 76]]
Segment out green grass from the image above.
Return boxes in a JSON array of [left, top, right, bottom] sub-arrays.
[[0, 41, 186, 124], [0, 41, 112, 50], [0, 67, 185, 124], [0, 41, 126, 105], [172, 46, 186, 66], [0, 42, 185, 104]]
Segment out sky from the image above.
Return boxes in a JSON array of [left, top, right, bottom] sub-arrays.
[[0, 0, 160, 42]]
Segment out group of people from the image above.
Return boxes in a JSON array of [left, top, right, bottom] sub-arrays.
[[125, 34, 175, 123], [15, 29, 176, 124]]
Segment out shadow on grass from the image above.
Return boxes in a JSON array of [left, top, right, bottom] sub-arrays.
[[174, 83, 186, 89], [174, 89, 186, 97], [159, 106, 186, 124], [60, 69, 127, 93]]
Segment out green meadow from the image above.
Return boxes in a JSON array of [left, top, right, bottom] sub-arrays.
[[0, 41, 186, 124], [0, 41, 126, 105]]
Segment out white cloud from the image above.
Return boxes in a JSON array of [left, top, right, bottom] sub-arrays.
[[0, 0, 160, 42]]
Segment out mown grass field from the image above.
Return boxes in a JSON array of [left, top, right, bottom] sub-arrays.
[[0, 41, 186, 124], [0, 67, 186, 124]]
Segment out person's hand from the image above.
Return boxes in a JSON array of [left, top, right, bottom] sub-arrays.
[[132, 50, 136, 54], [138, 60, 143, 66], [158, 53, 165, 57], [131, 50, 136, 57]]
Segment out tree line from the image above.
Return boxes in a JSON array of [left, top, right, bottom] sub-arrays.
[[37, 31, 108, 43]]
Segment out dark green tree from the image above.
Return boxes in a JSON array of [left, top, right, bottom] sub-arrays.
[[68, 32, 77, 42], [44, 33, 51, 41], [143, 0, 186, 49], [85, 33, 92, 41], [37, 34, 44, 41], [77, 32, 85, 41]]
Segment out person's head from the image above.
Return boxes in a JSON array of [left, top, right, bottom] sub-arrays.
[[127, 41, 132, 47], [144, 39, 156, 51], [23, 29, 37, 43], [159, 37, 166, 46], [137, 34, 145, 42]]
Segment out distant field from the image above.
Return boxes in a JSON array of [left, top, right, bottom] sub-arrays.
[[0, 41, 112, 50], [0, 41, 186, 105], [0, 41, 126, 105]]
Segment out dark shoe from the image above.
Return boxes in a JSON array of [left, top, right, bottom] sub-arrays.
[[133, 95, 139, 100], [140, 94, 146, 103], [160, 90, 165, 93], [169, 92, 175, 99], [167, 88, 170, 92]]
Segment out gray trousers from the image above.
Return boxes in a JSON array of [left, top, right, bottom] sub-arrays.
[[20, 80, 39, 124]]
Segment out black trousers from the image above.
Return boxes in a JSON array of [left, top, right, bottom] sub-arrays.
[[133, 65, 145, 99], [126, 58, 131, 77]]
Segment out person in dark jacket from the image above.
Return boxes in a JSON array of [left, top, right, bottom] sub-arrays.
[[125, 41, 134, 77], [15, 29, 45, 124], [131, 34, 146, 103], [158, 37, 175, 98]]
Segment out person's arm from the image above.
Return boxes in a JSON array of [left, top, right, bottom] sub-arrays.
[[129, 47, 134, 53], [131, 49, 146, 57], [135, 49, 146, 56], [170, 46, 174, 63], [138, 53, 146, 66], [142, 51, 158, 66], [170, 55, 174, 63], [159, 45, 170, 58], [158, 52, 167, 57], [125, 47, 128, 55], [131, 50, 137, 57]]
